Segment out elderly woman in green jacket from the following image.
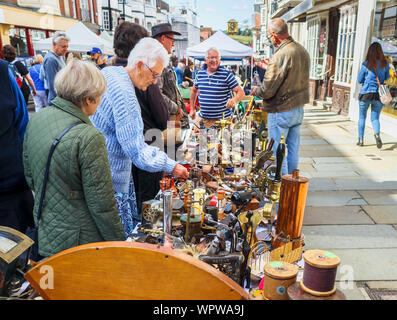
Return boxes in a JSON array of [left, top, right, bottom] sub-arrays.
[[23, 59, 125, 258]]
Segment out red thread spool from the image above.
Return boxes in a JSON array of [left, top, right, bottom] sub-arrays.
[[300, 250, 341, 297]]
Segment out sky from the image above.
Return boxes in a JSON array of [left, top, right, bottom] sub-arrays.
[[168, 0, 255, 31]]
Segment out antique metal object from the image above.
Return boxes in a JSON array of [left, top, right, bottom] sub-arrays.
[[0, 226, 34, 296], [199, 254, 244, 284], [273, 169, 309, 249]]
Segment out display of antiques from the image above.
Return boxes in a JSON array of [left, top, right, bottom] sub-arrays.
[[124, 99, 316, 298], [2, 98, 345, 300]]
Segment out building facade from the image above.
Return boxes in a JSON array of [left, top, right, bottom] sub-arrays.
[[349, 0, 397, 138], [101, 0, 169, 34], [0, 0, 99, 57], [256, 0, 397, 137], [169, 2, 200, 59], [253, 0, 272, 59]]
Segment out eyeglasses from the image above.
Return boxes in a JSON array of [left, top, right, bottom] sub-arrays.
[[164, 35, 175, 42], [144, 63, 161, 80], [206, 56, 220, 60]]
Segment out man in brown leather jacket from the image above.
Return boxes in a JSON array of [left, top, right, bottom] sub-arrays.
[[252, 18, 310, 175]]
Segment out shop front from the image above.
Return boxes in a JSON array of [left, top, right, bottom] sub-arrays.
[[282, 0, 359, 115], [372, 1, 397, 117], [349, 0, 397, 138], [0, 3, 77, 58], [304, 1, 358, 116]]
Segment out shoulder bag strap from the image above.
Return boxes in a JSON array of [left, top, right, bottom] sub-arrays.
[[375, 74, 381, 88], [31, 64, 40, 77], [35, 121, 82, 225]]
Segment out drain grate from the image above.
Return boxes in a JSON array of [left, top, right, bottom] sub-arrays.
[[364, 287, 397, 300]]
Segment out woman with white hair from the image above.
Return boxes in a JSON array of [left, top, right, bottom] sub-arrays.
[[23, 59, 125, 259], [90, 37, 188, 236]]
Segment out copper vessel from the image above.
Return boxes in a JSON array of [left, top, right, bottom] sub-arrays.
[[273, 170, 309, 249]]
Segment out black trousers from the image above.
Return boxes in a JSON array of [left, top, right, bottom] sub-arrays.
[[0, 189, 34, 234], [131, 165, 163, 217]]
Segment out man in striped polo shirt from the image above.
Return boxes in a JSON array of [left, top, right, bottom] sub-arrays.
[[189, 47, 244, 127]]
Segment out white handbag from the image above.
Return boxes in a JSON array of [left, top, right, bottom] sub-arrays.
[[376, 74, 393, 105]]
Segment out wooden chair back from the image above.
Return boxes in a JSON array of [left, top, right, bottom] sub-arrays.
[[24, 241, 249, 300]]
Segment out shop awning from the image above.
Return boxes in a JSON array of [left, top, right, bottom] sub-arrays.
[[281, 0, 314, 22]]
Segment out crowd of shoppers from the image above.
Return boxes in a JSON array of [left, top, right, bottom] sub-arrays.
[[1, 16, 392, 261]]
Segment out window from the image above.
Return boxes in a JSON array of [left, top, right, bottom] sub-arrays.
[[9, 28, 29, 56], [372, 1, 397, 114], [261, 6, 266, 25], [306, 15, 328, 79], [103, 10, 110, 30], [64, 0, 70, 17], [80, 0, 90, 22], [334, 3, 358, 85], [30, 29, 46, 42], [72, 0, 77, 19]]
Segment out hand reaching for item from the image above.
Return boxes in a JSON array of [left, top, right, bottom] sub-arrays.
[[172, 163, 189, 179]]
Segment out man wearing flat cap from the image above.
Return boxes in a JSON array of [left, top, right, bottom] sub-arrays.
[[152, 23, 188, 131]]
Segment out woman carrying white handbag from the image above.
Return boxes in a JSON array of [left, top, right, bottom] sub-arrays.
[[357, 42, 390, 149]]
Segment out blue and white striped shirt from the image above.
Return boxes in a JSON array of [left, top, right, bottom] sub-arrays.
[[194, 65, 239, 119]]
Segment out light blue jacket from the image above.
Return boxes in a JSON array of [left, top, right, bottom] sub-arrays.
[[357, 60, 390, 94], [41, 51, 66, 103], [90, 66, 177, 194]]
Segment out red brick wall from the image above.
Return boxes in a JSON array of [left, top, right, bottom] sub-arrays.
[[92, 0, 98, 24], [68, 0, 74, 18], [59, 0, 65, 16], [75, 0, 82, 20]]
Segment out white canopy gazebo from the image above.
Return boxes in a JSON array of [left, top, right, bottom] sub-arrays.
[[33, 22, 114, 56], [186, 31, 253, 58], [186, 31, 254, 87]]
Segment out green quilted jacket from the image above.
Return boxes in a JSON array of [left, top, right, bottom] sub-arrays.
[[23, 97, 125, 257]]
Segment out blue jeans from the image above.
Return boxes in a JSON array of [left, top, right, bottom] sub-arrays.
[[268, 107, 304, 176], [358, 100, 383, 138]]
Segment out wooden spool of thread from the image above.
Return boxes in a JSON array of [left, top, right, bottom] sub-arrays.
[[262, 261, 298, 300], [273, 169, 309, 250], [300, 250, 341, 297]]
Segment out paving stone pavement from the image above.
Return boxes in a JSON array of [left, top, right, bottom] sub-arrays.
[[299, 104, 397, 300]]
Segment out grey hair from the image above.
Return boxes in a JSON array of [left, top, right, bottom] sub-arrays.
[[127, 37, 169, 69], [53, 31, 70, 44], [269, 18, 288, 36], [54, 59, 106, 107], [206, 47, 221, 59]]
